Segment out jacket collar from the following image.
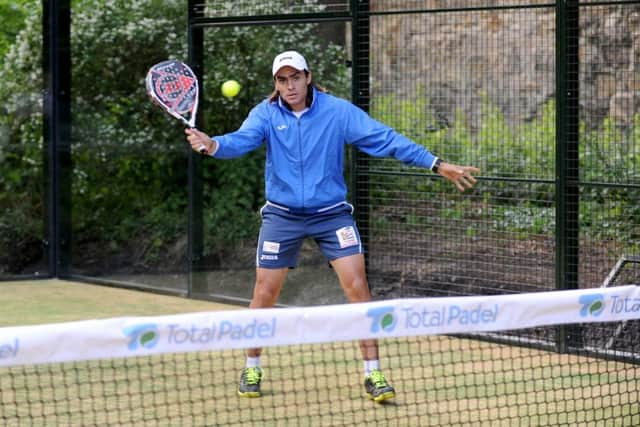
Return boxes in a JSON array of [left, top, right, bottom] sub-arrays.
[[277, 86, 317, 113]]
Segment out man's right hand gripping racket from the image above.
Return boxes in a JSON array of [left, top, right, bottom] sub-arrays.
[[145, 60, 207, 154]]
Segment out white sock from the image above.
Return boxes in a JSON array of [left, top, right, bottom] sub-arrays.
[[246, 356, 261, 369], [364, 359, 380, 376]]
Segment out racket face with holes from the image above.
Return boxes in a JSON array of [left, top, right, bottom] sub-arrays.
[[145, 60, 199, 128]]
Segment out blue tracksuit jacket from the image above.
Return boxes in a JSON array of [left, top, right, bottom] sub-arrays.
[[212, 88, 437, 212]]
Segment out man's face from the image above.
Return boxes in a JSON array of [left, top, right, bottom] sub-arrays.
[[274, 66, 312, 111]]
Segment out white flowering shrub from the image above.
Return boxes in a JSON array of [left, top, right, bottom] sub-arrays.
[[0, 2, 44, 273]]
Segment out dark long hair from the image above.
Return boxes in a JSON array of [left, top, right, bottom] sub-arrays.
[[268, 70, 327, 109]]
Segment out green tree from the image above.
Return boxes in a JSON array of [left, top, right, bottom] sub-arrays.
[[0, 1, 43, 273], [0, 0, 29, 59]]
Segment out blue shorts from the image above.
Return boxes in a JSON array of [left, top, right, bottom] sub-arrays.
[[256, 201, 364, 269]]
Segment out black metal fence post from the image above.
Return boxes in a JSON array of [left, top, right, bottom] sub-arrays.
[[351, 0, 371, 276], [187, 0, 206, 297], [555, 0, 581, 351], [43, 0, 71, 278]]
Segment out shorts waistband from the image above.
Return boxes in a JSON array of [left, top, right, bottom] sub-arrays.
[[263, 200, 353, 215]]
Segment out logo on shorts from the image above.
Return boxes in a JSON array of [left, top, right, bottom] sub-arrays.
[[336, 226, 359, 248], [262, 241, 280, 254], [260, 254, 278, 260]]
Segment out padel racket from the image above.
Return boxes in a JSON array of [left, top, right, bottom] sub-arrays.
[[145, 60, 207, 153]]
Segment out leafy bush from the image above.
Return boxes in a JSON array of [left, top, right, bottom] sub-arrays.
[[0, 0, 29, 58], [369, 92, 640, 243], [580, 113, 640, 245], [0, 2, 45, 273]]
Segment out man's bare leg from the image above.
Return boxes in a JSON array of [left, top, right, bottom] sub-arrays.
[[238, 267, 288, 397], [331, 254, 395, 401]]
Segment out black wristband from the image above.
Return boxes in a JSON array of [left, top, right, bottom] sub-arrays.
[[432, 158, 443, 173]]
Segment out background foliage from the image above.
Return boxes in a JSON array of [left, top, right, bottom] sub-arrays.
[[1, 0, 638, 274], [370, 92, 640, 245], [0, 0, 28, 59], [0, 0, 349, 273]]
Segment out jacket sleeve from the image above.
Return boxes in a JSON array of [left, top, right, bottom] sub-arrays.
[[343, 102, 437, 170], [211, 102, 269, 159]]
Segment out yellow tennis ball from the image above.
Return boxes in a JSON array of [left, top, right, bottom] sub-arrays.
[[221, 80, 241, 98]]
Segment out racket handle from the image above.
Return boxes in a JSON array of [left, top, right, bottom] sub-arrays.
[[186, 126, 208, 155]]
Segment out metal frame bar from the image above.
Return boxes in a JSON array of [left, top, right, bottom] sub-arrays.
[[191, 12, 352, 28], [555, 0, 581, 352], [363, 3, 555, 16], [42, 0, 72, 278], [350, 0, 371, 276], [187, 0, 206, 298]]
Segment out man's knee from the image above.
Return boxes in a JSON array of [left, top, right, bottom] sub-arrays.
[[343, 276, 371, 300], [252, 268, 287, 306], [254, 280, 280, 301]]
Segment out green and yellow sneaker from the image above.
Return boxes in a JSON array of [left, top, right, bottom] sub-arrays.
[[238, 367, 263, 398], [364, 369, 395, 402]]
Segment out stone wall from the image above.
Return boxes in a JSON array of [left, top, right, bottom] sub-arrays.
[[368, 3, 640, 129], [581, 6, 640, 126]]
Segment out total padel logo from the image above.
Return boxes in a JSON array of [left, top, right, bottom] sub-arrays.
[[578, 294, 605, 317], [366, 306, 397, 333], [123, 323, 160, 350]]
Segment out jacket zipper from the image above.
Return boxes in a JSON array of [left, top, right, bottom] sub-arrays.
[[297, 116, 304, 210]]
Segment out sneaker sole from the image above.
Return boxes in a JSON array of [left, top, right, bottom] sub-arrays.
[[366, 390, 396, 402], [238, 390, 261, 398]]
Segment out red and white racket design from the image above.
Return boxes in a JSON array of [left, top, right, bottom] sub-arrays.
[[146, 60, 206, 153]]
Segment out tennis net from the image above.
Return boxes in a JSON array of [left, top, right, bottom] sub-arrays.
[[1, 286, 640, 426]]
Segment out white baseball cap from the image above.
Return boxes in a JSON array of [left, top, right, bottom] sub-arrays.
[[272, 51, 309, 76]]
